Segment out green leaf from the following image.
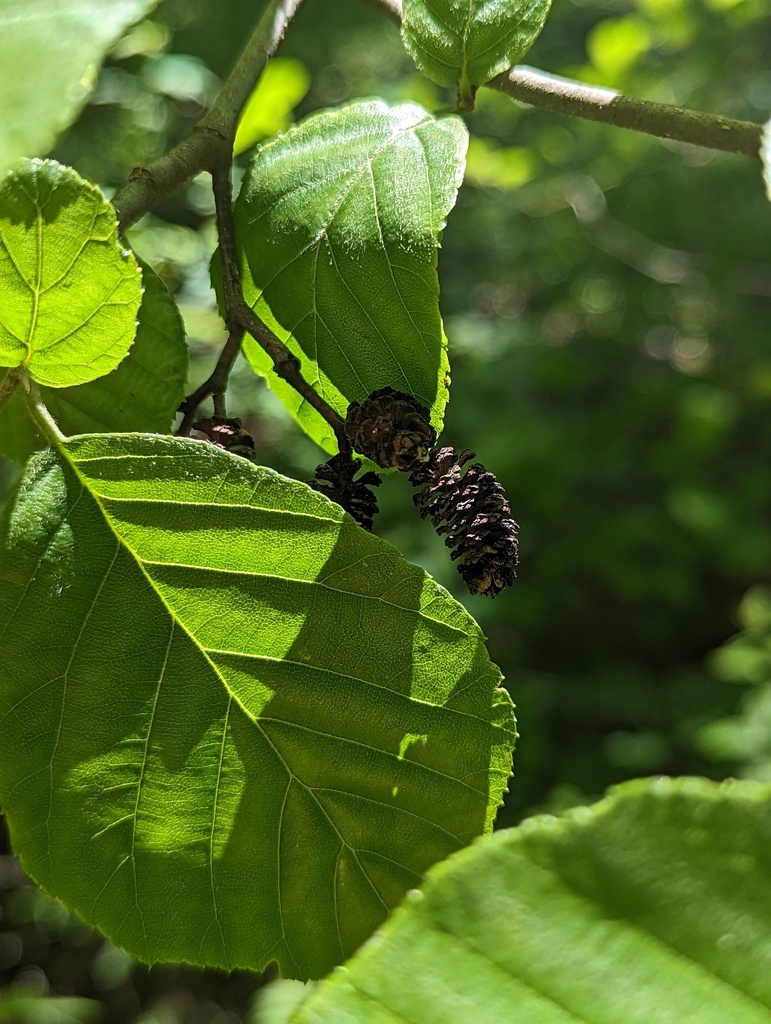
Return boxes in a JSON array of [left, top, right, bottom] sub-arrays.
[[0, 0, 160, 177], [762, 119, 771, 202], [401, 0, 552, 106], [233, 99, 468, 453], [42, 261, 187, 435], [0, 261, 187, 463], [287, 777, 771, 1022], [0, 160, 142, 387], [0, 386, 40, 462], [234, 58, 312, 156], [0, 434, 514, 980]]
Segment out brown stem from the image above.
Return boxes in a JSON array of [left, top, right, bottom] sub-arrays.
[[176, 325, 244, 436], [178, 163, 347, 449], [113, 0, 306, 230], [114, 0, 344, 450], [365, 0, 763, 158]]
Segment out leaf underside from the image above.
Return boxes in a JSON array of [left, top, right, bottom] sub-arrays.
[[0, 160, 142, 388], [41, 260, 188, 434], [288, 777, 771, 1022], [0, 262, 188, 463], [401, 0, 553, 98], [233, 99, 468, 453], [0, 434, 514, 980]]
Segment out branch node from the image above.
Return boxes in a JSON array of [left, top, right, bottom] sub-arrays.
[[271, 351, 302, 379]]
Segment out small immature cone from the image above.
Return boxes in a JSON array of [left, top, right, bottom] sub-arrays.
[[309, 452, 381, 532], [194, 417, 256, 460], [345, 387, 437, 470]]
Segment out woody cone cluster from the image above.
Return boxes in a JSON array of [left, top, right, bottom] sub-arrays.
[[344, 388, 519, 597], [410, 447, 518, 598], [309, 452, 381, 532], [345, 386, 436, 470]]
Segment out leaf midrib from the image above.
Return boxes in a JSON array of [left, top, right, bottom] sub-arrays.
[[87, 487, 474, 637]]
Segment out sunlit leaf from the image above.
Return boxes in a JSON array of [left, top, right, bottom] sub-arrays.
[[0, 160, 142, 388], [762, 119, 771, 202], [0, 434, 515, 980], [250, 981, 314, 1024], [0, 0, 160, 177], [42, 261, 187, 434], [401, 0, 552, 106], [0, 262, 186, 462], [286, 777, 771, 1022], [233, 99, 467, 453]]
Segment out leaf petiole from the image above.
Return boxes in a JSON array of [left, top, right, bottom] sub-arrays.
[[25, 382, 66, 445]]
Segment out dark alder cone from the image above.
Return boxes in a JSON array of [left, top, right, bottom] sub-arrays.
[[410, 447, 519, 598], [194, 417, 256, 460], [309, 452, 382, 532], [345, 386, 437, 470]]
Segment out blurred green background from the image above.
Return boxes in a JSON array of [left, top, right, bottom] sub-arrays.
[[1, 0, 770, 1018]]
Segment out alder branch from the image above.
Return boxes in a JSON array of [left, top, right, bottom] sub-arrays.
[[177, 164, 348, 448], [111, 0, 345, 448], [489, 69, 762, 158], [112, 0, 305, 230], [365, 0, 763, 159]]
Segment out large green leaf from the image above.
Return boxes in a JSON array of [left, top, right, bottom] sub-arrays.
[[0, 0, 159, 177], [0, 434, 514, 980], [402, 0, 552, 106], [234, 99, 468, 453], [284, 777, 771, 1022], [0, 160, 142, 387], [762, 119, 771, 202], [0, 262, 187, 462]]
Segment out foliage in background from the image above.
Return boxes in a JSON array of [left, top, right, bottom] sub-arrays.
[[0, 0, 161, 178], [699, 586, 771, 779]]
